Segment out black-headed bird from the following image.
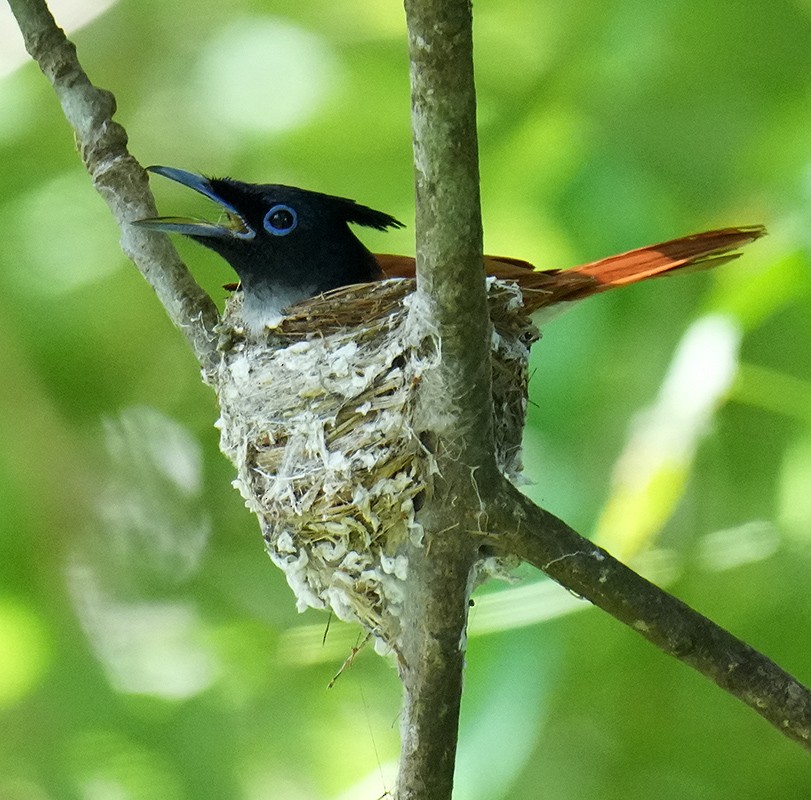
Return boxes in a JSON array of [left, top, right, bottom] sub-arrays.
[[135, 165, 764, 333]]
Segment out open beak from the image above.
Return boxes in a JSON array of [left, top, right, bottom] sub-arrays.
[[133, 166, 255, 239]]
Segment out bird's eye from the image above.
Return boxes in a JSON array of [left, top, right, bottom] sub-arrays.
[[263, 204, 298, 236]]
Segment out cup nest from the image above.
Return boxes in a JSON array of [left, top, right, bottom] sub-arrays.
[[211, 278, 538, 652]]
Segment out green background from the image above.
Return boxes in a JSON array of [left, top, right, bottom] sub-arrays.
[[1, 0, 810, 797]]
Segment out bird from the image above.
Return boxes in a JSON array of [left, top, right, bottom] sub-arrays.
[[134, 165, 765, 333]]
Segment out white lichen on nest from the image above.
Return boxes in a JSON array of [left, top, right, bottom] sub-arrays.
[[211, 278, 538, 651]]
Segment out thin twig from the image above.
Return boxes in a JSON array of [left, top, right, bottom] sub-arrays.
[[7, 0, 220, 373]]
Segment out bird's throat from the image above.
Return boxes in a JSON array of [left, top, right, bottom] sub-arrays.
[[240, 283, 316, 334]]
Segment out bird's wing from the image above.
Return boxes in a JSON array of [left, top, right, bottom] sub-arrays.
[[373, 253, 536, 278]]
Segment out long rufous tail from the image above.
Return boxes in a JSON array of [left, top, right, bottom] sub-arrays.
[[509, 224, 766, 312], [376, 225, 765, 314]]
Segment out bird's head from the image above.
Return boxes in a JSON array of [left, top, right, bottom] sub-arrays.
[[135, 166, 404, 326]]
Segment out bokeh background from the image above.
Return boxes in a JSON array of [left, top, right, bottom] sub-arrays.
[[1, 0, 810, 797]]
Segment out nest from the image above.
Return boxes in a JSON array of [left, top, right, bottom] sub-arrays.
[[211, 278, 539, 652]]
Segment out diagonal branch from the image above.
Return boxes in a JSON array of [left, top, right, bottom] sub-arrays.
[[486, 479, 811, 751], [7, 0, 220, 372]]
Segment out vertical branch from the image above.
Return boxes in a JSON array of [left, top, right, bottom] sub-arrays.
[[398, 1, 495, 798], [406, 0, 494, 469]]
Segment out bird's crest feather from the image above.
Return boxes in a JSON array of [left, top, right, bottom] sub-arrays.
[[334, 197, 405, 231]]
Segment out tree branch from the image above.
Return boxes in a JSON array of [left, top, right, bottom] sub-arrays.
[[7, 0, 220, 373], [397, 1, 495, 798], [406, 0, 493, 469], [486, 479, 811, 751]]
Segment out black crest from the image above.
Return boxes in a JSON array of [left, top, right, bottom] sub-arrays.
[[331, 196, 405, 232]]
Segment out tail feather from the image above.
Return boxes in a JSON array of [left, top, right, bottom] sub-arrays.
[[374, 225, 765, 314], [516, 225, 766, 311], [571, 225, 766, 286]]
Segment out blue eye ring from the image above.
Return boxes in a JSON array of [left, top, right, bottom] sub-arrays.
[[263, 204, 298, 236]]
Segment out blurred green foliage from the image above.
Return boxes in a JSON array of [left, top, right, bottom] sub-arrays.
[[1, 0, 810, 797]]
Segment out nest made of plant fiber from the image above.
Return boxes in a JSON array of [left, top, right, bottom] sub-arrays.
[[212, 278, 539, 652]]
